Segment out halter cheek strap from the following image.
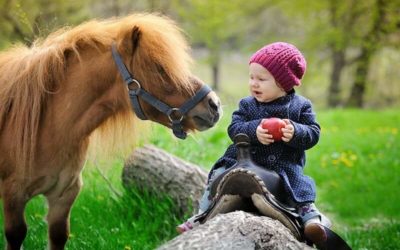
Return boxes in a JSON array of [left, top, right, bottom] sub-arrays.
[[111, 43, 211, 139]]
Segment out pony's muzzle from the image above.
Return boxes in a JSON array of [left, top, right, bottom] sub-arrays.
[[192, 94, 221, 131]]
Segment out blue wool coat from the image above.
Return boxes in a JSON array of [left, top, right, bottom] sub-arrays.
[[210, 91, 320, 203]]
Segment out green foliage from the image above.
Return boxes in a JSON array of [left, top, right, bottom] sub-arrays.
[[171, 0, 272, 66], [0, 0, 89, 46], [174, 0, 246, 49], [1, 0, 399, 107]]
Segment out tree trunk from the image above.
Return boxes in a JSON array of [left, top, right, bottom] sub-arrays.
[[210, 49, 221, 91], [345, 49, 372, 107], [327, 0, 346, 108], [328, 49, 346, 107], [112, 0, 120, 16], [346, 0, 387, 108], [212, 61, 220, 92], [122, 145, 208, 215], [157, 211, 312, 250]]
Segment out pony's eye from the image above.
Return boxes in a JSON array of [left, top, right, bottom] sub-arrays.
[[156, 64, 168, 77], [155, 64, 175, 94]]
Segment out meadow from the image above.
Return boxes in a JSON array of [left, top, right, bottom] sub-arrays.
[[0, 107, 399, 249]]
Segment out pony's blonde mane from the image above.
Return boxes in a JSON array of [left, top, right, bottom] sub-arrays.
[[0, 13, 194, 170]]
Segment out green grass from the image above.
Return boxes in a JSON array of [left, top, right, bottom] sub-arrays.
[[1, 108, 400, 249]]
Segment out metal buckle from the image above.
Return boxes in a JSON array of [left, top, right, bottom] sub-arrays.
[[167, 108, 184, 122], [127, 78, 141, 90]]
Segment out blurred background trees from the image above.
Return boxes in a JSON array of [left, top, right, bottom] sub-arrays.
[[1, 0, 399, 108]]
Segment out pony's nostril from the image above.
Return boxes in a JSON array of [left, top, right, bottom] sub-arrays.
[[209, 99, 219, 112]]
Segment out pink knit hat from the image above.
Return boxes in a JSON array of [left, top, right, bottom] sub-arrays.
[[249, 42, 306, 92]]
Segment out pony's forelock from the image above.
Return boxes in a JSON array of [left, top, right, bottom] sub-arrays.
[[115, 13, 195, 94]]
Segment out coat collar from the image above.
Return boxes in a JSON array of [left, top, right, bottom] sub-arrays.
[[253, 89, 295, 106]]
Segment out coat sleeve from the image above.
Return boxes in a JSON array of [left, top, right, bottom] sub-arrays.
[[227, 99, 262, 143], [285, 99, 320, 150]]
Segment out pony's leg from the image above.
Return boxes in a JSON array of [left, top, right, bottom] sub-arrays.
[[1, 186, 28, 250], [45, 176, 82, 250]]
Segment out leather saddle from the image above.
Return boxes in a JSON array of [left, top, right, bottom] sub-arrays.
[[196, 134, 351, 250]]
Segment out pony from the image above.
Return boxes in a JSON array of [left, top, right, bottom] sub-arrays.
[[0, 13, 221, 250]]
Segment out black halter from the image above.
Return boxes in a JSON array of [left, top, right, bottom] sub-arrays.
[[111, 43, 212, 139]]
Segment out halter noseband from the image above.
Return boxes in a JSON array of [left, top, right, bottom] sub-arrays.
[[111, 43, 212, 139]]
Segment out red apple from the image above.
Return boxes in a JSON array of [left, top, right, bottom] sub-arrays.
[[261, 118, 286, 141]]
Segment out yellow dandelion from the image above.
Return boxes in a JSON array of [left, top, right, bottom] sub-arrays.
[[341, 158, 353, 168]]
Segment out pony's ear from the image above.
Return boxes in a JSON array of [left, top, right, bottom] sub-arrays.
[[63, 48, 72, 60], [122, 26, 141, 56], [131, 26, 141, 53]]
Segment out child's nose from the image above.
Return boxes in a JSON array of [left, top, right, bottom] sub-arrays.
[[251, 80, 259, 88]]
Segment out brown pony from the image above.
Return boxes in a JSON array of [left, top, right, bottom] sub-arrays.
[[0, 13, 221, 250]]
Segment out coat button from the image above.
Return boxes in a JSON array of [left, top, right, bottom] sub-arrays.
[[267, 155, 276, 162]]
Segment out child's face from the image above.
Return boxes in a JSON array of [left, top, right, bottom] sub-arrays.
[[249, 63, 287, 102]]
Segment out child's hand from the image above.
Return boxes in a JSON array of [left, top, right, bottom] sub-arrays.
[[281, 119, 294, 142], [256, 120, 274, 145]]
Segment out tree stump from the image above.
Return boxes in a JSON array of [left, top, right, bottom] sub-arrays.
[[157, 211, 312, 250], [122, 145, 208, 215]]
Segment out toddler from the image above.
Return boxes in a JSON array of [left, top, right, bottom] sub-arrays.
[[178, 42, 330, 244]]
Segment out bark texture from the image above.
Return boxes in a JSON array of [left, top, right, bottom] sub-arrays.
[[157, 211, 312, 250], [122, 145, 208, 215]]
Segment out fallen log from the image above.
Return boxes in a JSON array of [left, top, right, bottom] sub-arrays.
[[122, 145, 208, 215], [157, 211, 312, 250]]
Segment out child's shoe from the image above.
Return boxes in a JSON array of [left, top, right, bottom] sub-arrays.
[[298, 203, 328, 245], [304, 218, 327, 245]]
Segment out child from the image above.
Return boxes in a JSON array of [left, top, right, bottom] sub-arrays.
[[178, 42, 329, 244]]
